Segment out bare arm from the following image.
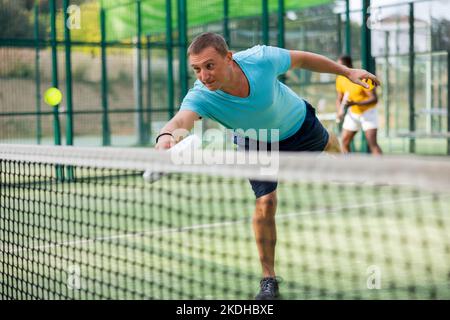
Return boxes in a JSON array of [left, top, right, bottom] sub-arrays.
[[290, 50, 380, 89], [336, 91, 344, 113], [155, 110, 200, 150], [348, 90, 378, 106]]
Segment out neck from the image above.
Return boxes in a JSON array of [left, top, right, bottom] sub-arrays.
[[220, 61, 249, 98]]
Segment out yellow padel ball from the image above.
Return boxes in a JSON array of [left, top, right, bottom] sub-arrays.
[[44, 87, 62, 106]]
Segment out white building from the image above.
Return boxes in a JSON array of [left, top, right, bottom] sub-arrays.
[[371, 14, 430, 56]]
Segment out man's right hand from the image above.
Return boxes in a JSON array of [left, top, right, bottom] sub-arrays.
[[155, 134, 175, 150], [154, 110, 200, 150]]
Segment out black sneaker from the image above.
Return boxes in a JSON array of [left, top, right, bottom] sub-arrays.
[[255, 277, 280, 300]]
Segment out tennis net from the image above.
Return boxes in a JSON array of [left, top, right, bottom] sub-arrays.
[[1, 144, 449, 299]]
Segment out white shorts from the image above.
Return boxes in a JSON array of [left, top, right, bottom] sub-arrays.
[[342, 107, 379, 132]]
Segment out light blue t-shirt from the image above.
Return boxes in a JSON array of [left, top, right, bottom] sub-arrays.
[[179, 45, 307, 142]]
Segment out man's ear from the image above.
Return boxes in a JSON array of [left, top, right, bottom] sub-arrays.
[[226, 51, 233, 62]]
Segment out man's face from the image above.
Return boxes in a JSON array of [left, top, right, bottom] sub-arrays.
[[189, 47, 233, 91]]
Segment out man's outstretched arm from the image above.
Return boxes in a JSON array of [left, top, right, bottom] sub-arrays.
[[155, 110, 200, 150], [289, 50, 380, 89]]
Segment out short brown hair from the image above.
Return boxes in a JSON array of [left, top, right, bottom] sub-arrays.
[[187, 32, 229, 57], [338, 55, 353, 68]]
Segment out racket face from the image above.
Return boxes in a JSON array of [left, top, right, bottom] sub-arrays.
[[143, 171, 166, 182], [143, 135, 201, 183], [170, 135, 201, 153]]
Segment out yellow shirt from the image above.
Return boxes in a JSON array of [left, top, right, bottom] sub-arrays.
[[335, 75, 376, 114]]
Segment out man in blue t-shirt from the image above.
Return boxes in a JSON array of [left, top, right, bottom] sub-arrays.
[[155, 32, 379, 300]]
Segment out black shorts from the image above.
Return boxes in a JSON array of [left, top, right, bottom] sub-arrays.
[[235, 101, 329, 198]]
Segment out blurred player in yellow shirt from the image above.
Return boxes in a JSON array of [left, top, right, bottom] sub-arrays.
[[335, 55, 382, 154]]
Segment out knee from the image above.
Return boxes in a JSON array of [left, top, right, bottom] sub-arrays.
[[256, 194, 277, 209], [342, 135, 352, 146], [254, 193, 277, 220]]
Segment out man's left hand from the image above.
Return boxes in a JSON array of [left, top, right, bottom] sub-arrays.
[[346, 69, 380, 89]]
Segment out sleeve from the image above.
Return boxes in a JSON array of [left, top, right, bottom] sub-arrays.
[[263, 45, 291, 75], [179, 88, 209, 119]]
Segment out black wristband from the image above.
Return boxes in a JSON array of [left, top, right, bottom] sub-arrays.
[[156, 132, 173, 144]]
